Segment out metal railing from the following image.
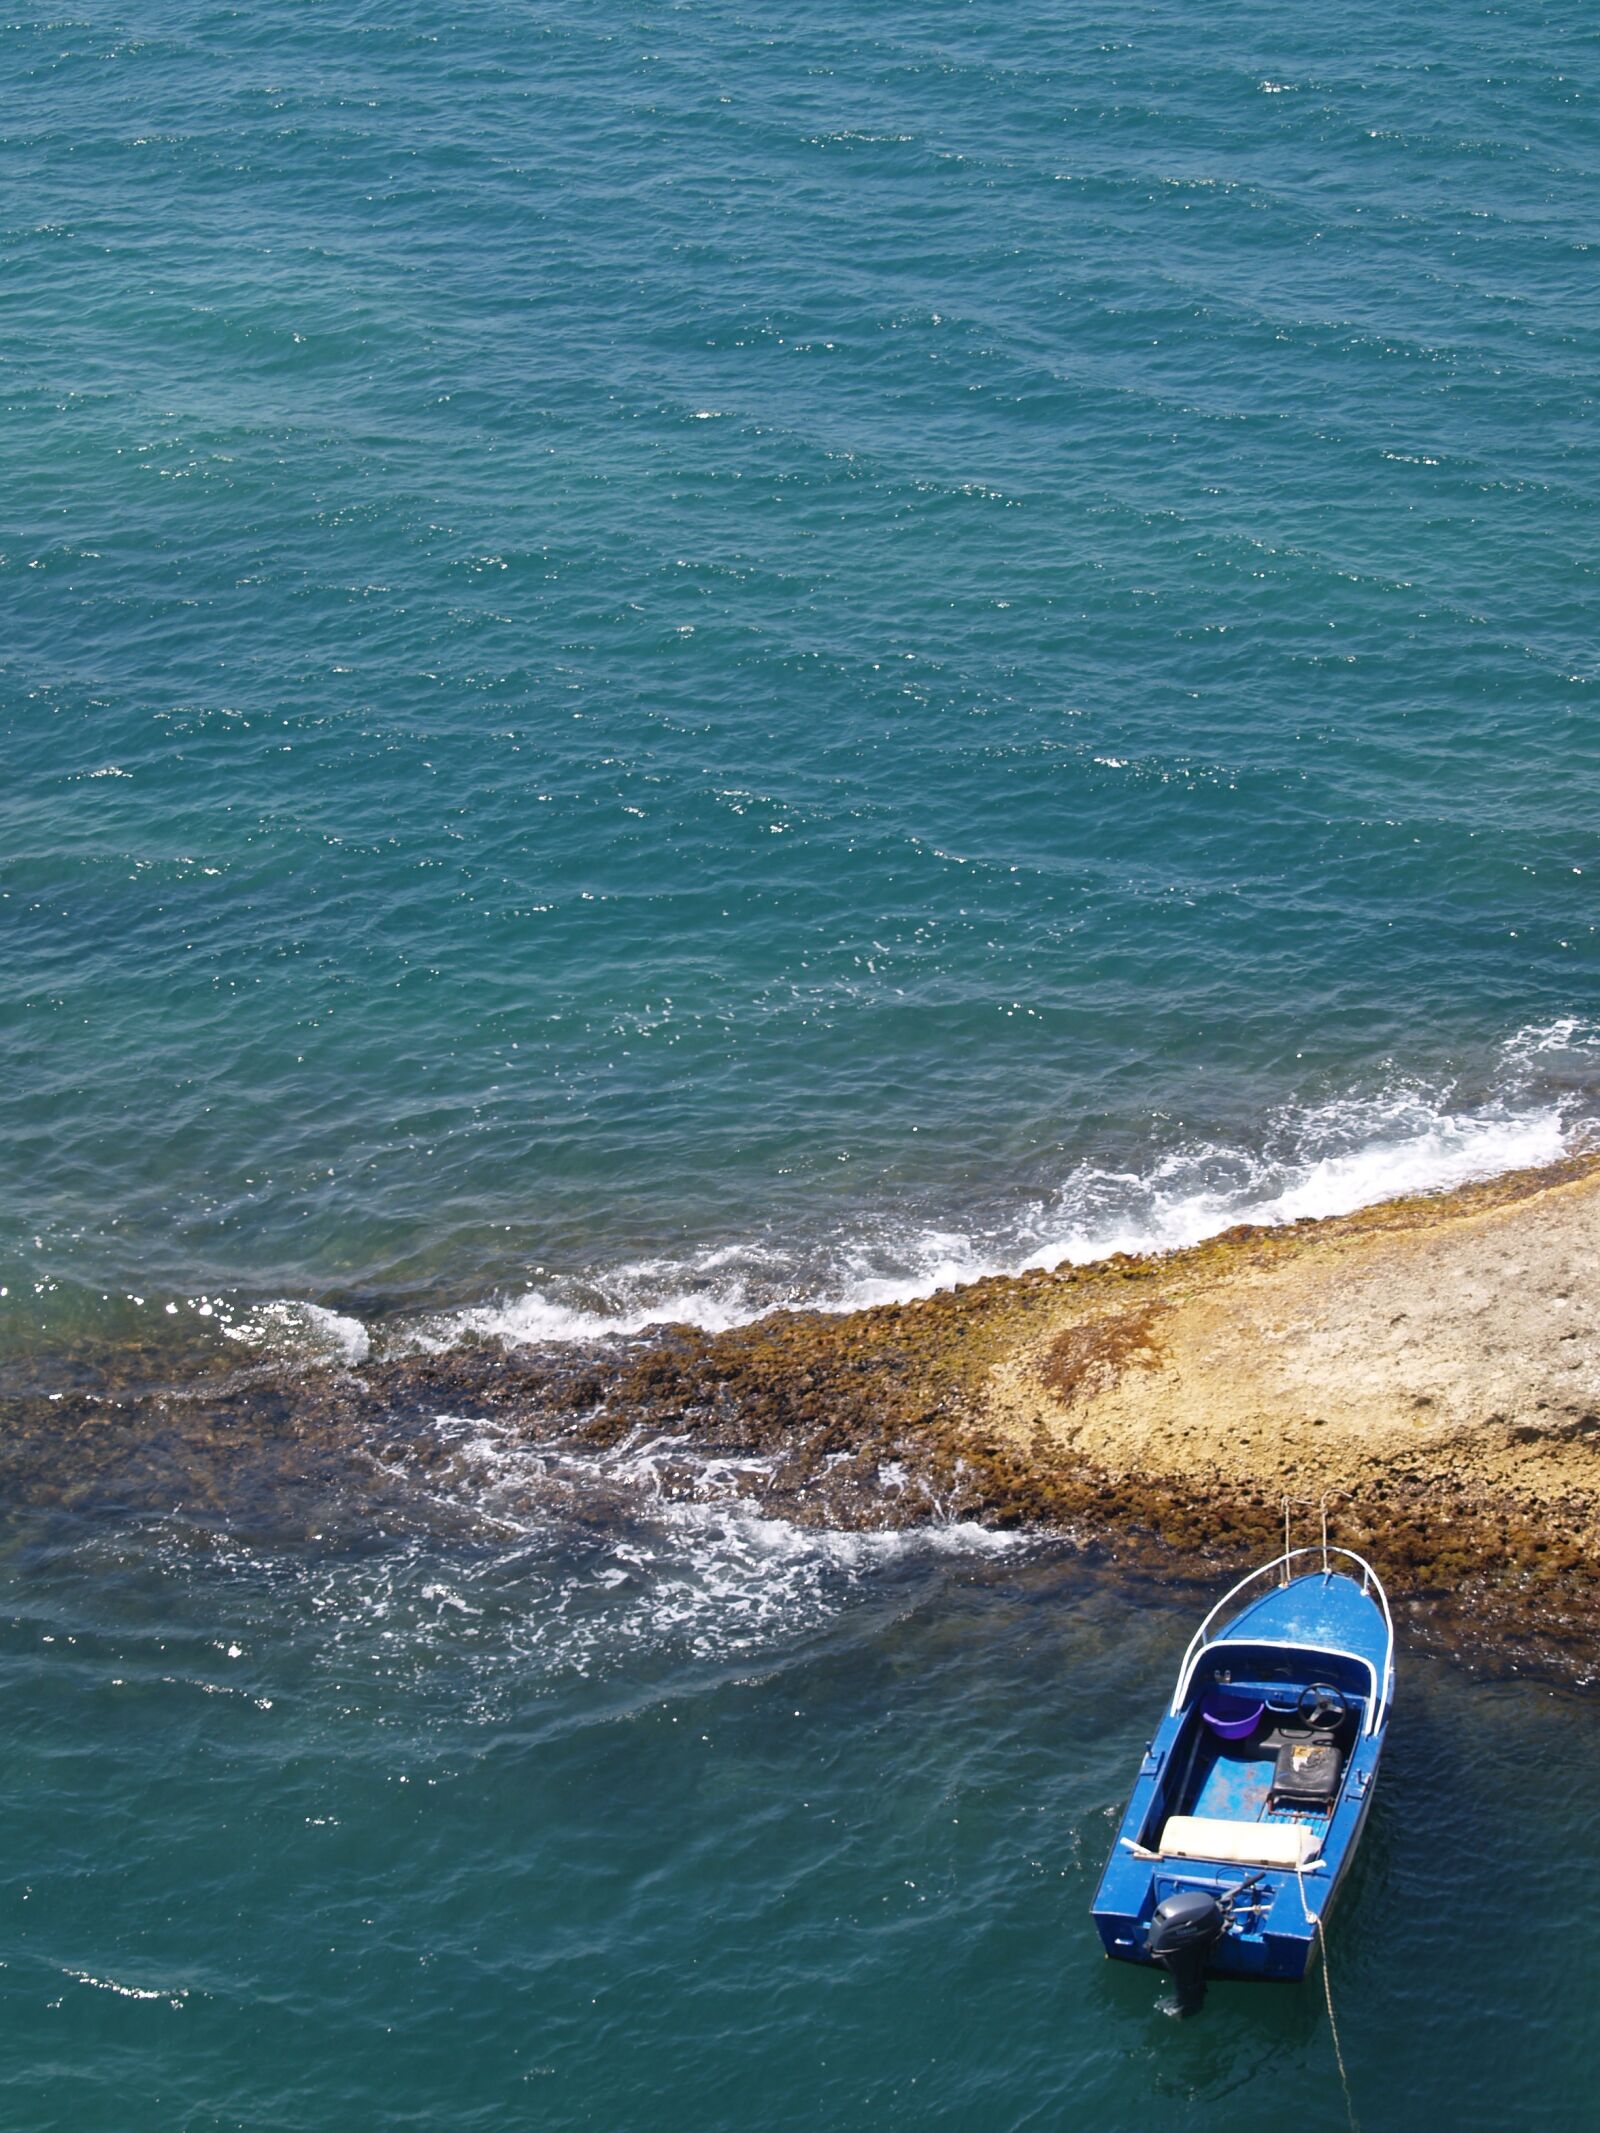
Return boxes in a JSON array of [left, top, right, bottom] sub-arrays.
[[1168, 1546, 1395, 1735]]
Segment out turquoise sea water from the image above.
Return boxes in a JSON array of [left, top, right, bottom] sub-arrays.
[[3, 2, 1599, 2124]]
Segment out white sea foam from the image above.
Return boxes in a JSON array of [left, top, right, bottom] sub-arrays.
[[239, 1018, 1600, 1363], [276, 1502, 1006, 1686], [223, 1299, 371, 1364], [398, 1019, 1598, 1352], [427, 1280, 764, 1348], [166, 1413, 1021, 1697], [1015, 1093, 1574, 1266], [398, 1413, 1020, 1677], [64, 1969, 187, 2004]]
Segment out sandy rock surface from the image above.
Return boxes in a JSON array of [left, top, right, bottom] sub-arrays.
[[991, 1158, 1600, 1500]]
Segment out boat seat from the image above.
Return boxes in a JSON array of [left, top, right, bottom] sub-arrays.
[[1158, 1814, 1321, 1869], [1268, 1735, 1343, 1807]]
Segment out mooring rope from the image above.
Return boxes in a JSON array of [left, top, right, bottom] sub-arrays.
[[1296, 1867, 1360, 2133]]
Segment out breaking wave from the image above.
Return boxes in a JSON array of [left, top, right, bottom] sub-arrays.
[[223, 1017, 1600, 1360]]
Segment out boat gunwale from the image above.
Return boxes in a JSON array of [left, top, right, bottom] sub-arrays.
[[1169, 1547, 1396, 1735]]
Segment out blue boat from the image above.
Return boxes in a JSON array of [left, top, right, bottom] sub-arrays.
[[1091, 1545, 1394, 2010]]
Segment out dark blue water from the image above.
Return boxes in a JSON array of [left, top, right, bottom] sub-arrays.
[[5, 1509, 1599, 2131], [3, 3, 1599, 2122]]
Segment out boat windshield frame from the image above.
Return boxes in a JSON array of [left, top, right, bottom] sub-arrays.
[[1168, 1546, 1395, 1735]]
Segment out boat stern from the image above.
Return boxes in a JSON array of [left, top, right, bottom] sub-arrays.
[[1093, 1854, 1321, 1986]]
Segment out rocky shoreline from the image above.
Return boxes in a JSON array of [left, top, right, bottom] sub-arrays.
[[8, 1153, 1600, 1677], [489, 1147, 1600, 1673]]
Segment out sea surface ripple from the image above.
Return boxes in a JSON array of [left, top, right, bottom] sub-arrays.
[[3, 0, 1597, 1356]]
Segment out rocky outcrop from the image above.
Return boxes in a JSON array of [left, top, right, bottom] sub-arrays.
[[7, 1154, 1600, 1673]]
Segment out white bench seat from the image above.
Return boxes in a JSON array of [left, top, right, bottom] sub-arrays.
[[1157, 1814, 1319, 1869]]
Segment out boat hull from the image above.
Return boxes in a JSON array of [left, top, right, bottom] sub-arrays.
[[1090, 1562, 1391, 1992]]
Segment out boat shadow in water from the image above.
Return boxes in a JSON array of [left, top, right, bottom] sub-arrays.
[[1085, 1829, 1388, 2120]]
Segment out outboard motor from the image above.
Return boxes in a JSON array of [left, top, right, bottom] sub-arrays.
[[1146, 1889, 1225, 2014]]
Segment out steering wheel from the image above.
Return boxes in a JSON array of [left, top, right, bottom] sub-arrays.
[[1296, 1682, 1347, 1732]]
